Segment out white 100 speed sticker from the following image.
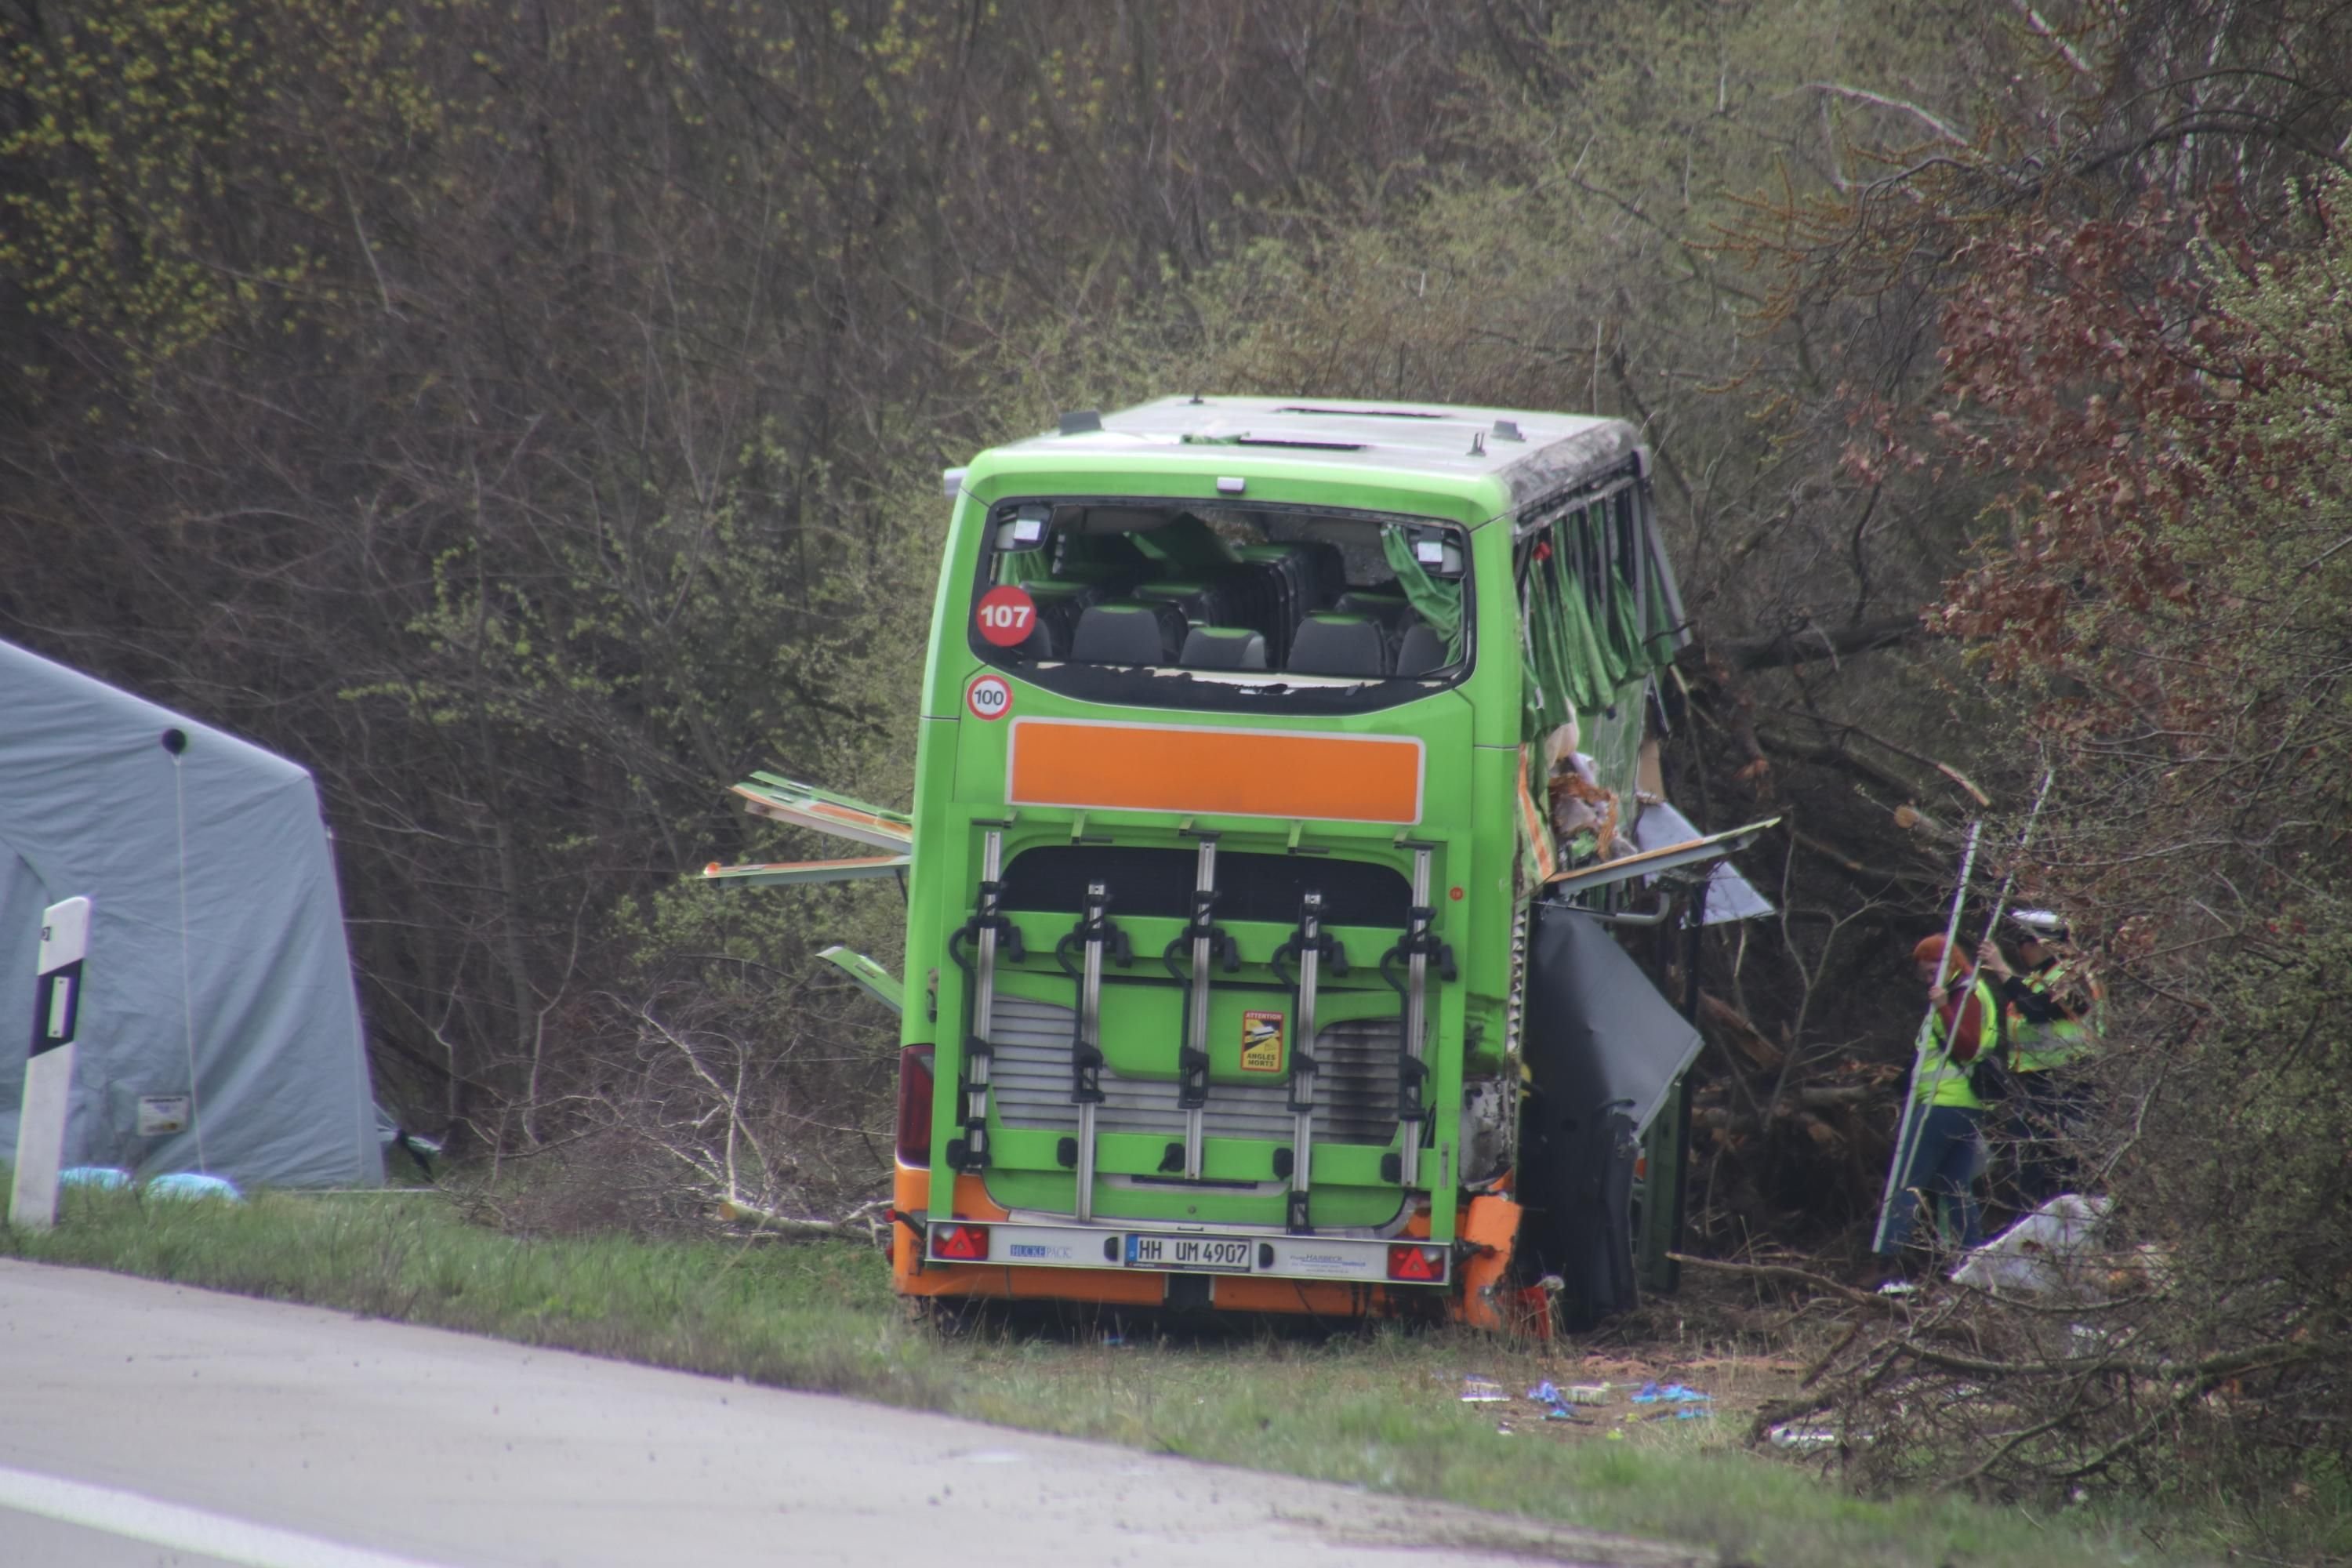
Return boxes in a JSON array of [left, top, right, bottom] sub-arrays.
[[965, 673, 1012, 720]]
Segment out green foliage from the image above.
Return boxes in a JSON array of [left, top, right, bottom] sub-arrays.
[[0, 0, 453, 377]]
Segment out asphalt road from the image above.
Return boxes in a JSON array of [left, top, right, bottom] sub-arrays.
[[0, 1261, 1700, 1568]]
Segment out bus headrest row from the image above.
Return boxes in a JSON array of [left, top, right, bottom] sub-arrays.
[[1069, 604, 1446, 678]]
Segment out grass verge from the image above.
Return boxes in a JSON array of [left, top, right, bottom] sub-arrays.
[[0, 1182, 2258, 1567]]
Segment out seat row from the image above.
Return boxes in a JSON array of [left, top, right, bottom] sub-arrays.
[[1063, 601, 1447, 678]]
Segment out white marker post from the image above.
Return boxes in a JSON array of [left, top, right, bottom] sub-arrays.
[[9, 896, 91, 1232]]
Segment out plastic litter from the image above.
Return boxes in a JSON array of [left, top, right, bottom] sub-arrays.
[[1769, 1425, 1841, 1450], [1950, 1193, 2111, 1295], [1628, 1381, 1711, 1405], [1563, 1382, 1613, 1405], [145, 1173, 243, 1203], [58, 1167, 132, 1190], [1523, 1381, 1590, 1423], [1627, 1381, 1712, 1420], [1458, 1377, 1507, 1403]]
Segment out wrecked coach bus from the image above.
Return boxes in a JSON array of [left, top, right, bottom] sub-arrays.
[[708, 397, 1773, 1327]]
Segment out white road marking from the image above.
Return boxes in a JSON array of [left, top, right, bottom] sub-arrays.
[[0, 1465, 456, 1568]]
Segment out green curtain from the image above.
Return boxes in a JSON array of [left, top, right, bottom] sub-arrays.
[[1521, 544, 1610, 739], [1603, 568, 1666, 680], [1380, 527, 1465, 658], [1519, 518, 1684, 745], [1555, 548, 1613, 706]]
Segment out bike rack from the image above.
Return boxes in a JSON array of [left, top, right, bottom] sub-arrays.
[[945, 829, 1022, 1171], [1057, 881, 1126, 1223], [1273, 891, 1346, 1234], [1381, 846, 1455, 1189], [1162, 836, 1237, 1179]]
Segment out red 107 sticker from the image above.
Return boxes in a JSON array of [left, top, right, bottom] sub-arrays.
[[975, 585, 1037, 648], [966, 674, 1012, 720]]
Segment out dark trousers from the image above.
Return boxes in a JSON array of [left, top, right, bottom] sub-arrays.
[[1879, 1102, 1987, 1256], [2006, 1069, 2089, 1205]]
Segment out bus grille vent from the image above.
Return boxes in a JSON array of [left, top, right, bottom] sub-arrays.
[[986, 996, 1399, 1147]]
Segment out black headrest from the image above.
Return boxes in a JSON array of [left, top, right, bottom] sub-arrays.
[[1287, 614, 1389, 677], [1179, 626, 1269, 670], [1071, 601, 1186, 665], [1395, 624, 1446, 677]]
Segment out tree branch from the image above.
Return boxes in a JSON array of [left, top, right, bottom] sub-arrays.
[[1700, 617, 1923, 673]]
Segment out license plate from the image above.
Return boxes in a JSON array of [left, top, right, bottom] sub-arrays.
[[1123, 1233, 1254, 1273]]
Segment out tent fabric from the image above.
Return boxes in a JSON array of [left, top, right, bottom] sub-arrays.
[[0, 639, 380, 1187]]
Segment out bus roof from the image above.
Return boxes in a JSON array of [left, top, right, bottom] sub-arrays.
[[968, 397, 1647, 510]]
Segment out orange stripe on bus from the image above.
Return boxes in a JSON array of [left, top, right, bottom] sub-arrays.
[[1007, 720, 1422, 824]]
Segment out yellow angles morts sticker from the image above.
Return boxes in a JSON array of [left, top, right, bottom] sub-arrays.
[[1240, 1011, 1285, 1073]]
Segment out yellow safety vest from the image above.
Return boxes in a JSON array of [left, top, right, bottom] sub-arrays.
[[2010, 957, 2101, 1073], [1918, 976, 1997, 1110]]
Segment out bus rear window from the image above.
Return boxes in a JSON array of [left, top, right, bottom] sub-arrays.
[[969, 501, 1471, 713]]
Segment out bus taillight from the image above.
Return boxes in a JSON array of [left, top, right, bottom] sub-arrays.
[[1386, 1243, 1446, 1283], [895, 1046, 936, 1166], [931, 1223, 989, 1261]]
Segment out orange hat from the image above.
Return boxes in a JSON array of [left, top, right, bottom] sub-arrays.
[[1913, 934, 1970, 979]]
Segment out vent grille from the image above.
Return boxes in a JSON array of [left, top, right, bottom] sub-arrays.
[[987, 996, 1399, 1147]]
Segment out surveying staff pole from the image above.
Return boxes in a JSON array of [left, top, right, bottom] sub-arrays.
[[1951, 768, 2057, 1059], [1871, 826, 1979, 1254], [9, 896, 92, 1232]]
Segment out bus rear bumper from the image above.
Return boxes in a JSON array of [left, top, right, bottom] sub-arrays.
[[884, 1166, 1527, 1320]]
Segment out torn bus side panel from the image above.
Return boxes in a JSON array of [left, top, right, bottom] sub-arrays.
[[1514, 902, 1704, 1329]]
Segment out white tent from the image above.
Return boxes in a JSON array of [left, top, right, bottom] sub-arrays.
[[1, 639, 381, 1186]]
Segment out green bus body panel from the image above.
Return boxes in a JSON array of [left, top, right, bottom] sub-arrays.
[[817, 946, 904, 1014], [903, 401, 1657, 1257]]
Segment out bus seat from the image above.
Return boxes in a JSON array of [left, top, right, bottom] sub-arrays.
[[1179, 626, 1269, 671], [1287, 613, 1390, 677], [1072, 601, 1188, 665], [1019, 580, 1102, 658], [1395, 624, 1447, 676], [1334, 589, 1410, 626]]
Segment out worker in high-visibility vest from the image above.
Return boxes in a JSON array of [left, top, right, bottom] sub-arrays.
[[1998, 913, 2103, 1202], [1879, 935, 1997, 1257]]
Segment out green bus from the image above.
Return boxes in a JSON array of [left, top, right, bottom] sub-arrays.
[[712, 397, 1769, 1327]]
